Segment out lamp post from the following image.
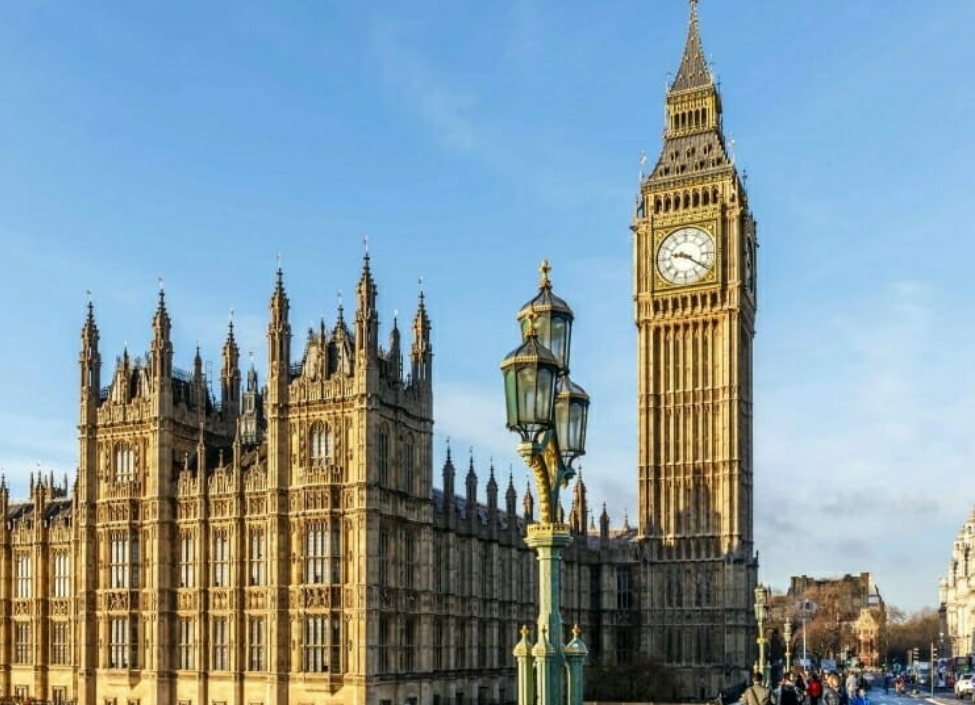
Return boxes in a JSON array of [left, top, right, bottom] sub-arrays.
[[784, 620, 793, 675], [502, 260, 590, 705], [754, 586, 770, 684]]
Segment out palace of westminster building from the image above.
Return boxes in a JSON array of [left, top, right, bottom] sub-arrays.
[[0, 4, 760, 705]]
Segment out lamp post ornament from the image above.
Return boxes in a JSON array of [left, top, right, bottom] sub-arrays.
[[784, 619, 793, 674], [503, 260, 590, 705]]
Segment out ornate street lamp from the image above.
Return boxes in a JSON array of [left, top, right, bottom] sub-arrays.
[[754, 586, 770, 684], [784, 620, 793, 674], [504, 260, 589, 705]]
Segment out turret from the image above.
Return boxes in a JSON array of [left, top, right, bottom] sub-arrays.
[[569, 469, 588, 536], [240, 354, 265, 446], [410, 285, 432, 386], [267, 266, 292, 401], [150, 284, 173, 384], [505, 472, 517, 518], [79, 296, 101, 405], [387, 314, 402, 382], [221, 315, 241, 421], [354, 251, 379, 362], [599, 503, 610, 544], [442, 444, 456, 524], [523, 481, 534, 524], [465, 452, 477, 509], [486, 463, 498, 513]]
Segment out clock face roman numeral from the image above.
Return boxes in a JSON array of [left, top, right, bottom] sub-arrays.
[[656, 226, 715, 285]]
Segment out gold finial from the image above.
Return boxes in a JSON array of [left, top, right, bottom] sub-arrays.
[[538, 259, 552, 288], [520, 624, 530, 639], [572, 624, 581, 639]]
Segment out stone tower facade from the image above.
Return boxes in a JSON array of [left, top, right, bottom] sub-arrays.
[[630, 0, 759, 692]]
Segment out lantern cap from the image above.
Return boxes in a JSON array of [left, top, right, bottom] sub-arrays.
[[517, 259, 574, 325], [500, 329, 560, 372]]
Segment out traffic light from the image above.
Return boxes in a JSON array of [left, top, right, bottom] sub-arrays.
[[913, 647, 919, 664], [933, 644, 938, 661]]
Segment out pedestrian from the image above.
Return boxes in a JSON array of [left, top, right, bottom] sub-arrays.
[[883, 674, 891, 695], [851, 686, 870, 705], [807, 673, 823, 705], [779, 673, 801, 705], [823, 672, 842, 705], [742, 671, 775, 705]]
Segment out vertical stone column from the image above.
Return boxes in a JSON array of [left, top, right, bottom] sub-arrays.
[[564, 626, 588, 705], [525, 524, 573, 705], [514, 625, 534, 705]]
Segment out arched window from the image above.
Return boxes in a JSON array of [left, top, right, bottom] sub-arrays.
[[401, 435, 415, 493], [377, 424, 390, 486], [310, 423, 334, 465], [115, 443, 134, 483], [654, 197, 662, 214]]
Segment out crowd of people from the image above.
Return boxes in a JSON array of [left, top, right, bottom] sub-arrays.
[[740, 668, 890, 705]]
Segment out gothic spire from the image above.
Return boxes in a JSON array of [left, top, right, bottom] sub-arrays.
[[671, 0, 712, 92], [355, 247, 379, 359], [411, 279, 432, 384]]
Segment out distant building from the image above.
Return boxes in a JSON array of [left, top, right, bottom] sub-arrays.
[[0, 3, 761, 704], [783, 574, 886, 668], [940, 509, 975, 659]]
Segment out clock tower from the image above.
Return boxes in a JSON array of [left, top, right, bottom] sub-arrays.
[[631, 0, 759, 688]]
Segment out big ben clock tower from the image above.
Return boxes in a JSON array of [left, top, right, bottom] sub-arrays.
[[632, 0, 758, 689]]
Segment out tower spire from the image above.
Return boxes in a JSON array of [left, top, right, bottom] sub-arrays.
[[672, 0, 711, 92]]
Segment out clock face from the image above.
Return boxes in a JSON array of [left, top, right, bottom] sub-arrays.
[[656, 227, 716, 285]]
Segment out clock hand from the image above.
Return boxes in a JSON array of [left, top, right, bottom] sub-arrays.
[[674, 251, 707, 268]]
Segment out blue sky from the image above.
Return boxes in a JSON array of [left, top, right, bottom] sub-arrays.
[[1, 1, 974, 615]]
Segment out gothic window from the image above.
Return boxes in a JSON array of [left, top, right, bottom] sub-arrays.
[[212, 617, 228, 670], [331, 523, 342, 583], [401, 435, 414, 493], [403, 530, 416, 590], [305, 521, 327, 584], [401, 617, 416, 672], [53, 550, 70, 598], [378, 424, 389, 486], [378, 529, 389, 585], [617, 566, 633, 610], [302, 615, 328, 673], [177, 618, 195, 670], [179, 531, 195, 588], [249, 617, 265, 671], [250, 528, 266, 585], [378, 617, 390, 673], [109, 532, 139, 589], [433, 539, 444, 594], [433, 618, 445, 670], [14, 622, 31, 664], [310, 422, 334, 465], [212, 530, 229, 587], [457, 621, 467, 669], [15, 553, 31, 598], [115, 443, 135, 483], [109, 617, 137, 669], [51, 621, 69, 665]]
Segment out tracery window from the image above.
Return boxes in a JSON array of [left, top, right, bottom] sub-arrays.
[[14, 622, 31, 664], [212, 530, 229, 587], [303, 615, 328, 672], [53, 550, 70, 597], [249, 617, 265, 671], [310, 422, 334, 465], [15, 552, 31, 598], [51, 621, 69, 665], [109, 617, 137, 669], [115, 443, 134, 483], [109, 532, 139, 589], [305, 522, 327, 584], [401, 435, 414, 492], [378, 425, 389, 485], [179, 531, 195, 588], [212, 617, 228, 670], [177, 618, 195, 670], [250, 528, 266, 586]]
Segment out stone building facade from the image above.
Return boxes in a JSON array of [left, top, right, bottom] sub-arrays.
[[941, 509, 975, 659], [0, 4, 759, 704]]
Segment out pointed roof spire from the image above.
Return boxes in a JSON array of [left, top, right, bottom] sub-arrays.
[[672, 0, 712, 92]]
